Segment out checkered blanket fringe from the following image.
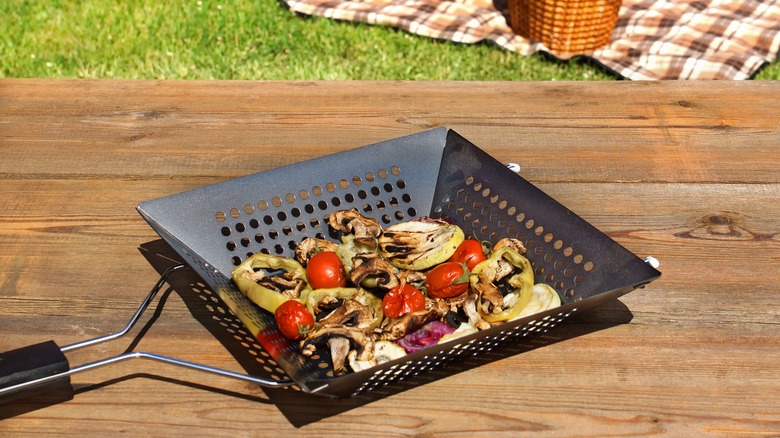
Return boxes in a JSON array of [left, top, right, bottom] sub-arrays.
[[282, 0, 780, 80]]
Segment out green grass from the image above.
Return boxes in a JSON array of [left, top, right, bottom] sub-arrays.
[[2, 0, 778, 80]]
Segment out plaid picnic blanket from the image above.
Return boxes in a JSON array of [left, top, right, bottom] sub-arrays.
[[282, 0, 780, 80]]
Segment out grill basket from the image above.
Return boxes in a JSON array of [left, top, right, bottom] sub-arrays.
[[508, 0, 622, 56], [137, 128, 660, 398]]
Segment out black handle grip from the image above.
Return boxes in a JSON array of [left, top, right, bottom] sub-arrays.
[[0, 340, 73, 403]]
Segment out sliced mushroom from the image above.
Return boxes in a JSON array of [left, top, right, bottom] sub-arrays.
[[398, 268, 427, 286], [247, 269, 308, 301], [463, 293, 491, 330], [317, 296, 376, 331], [493, 237, 527, 254], [328, 209, 382, 248], [376, 301, 446, 341], [294, 237, 339, 264], [349, 252, 399, 290], [472, 257, 515, 313], [328, 337, 351, 375], [301, 324, 375, 374]]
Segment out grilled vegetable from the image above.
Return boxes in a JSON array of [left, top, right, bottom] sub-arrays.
[[231, 253, 310, 314], [378, 217, 464, 270], [274, 300, 315, 340], [382, 284, 426, 317], [328, 208, 382, 248], [395, 321, 455, 353], [470, 246, 535, 323], [511, 283, 562, 321], [306, 251, 347, 289], [448, 239, 488, 270], [425, 261, 470, 299], [302, 287, 384, 331], [347, 340, 407, 372]]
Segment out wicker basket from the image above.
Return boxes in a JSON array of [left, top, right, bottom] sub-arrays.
[[508, 0, 622, 55]]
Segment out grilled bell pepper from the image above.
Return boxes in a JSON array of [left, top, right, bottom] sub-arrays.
[[470, 246, 534, 323], [303, 287, 384, 331], [231, 253, 311, 314]]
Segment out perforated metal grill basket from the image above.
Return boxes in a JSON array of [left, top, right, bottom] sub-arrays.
[[133, 127, 660, 397], [0, 128, 660, 403]]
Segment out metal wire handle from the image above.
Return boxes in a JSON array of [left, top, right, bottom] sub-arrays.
[[0, 264, 293, 398]]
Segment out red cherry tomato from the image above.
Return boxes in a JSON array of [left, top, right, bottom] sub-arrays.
[[425, 262, 470, 299], [306, 251, 347, 289], [274, 300, 315, 340], [449, 239, 487, 270], [383, 284, 426, 318]]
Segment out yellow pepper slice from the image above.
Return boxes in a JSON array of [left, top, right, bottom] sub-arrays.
[[470, 246, 534, 323], [303, 287, 384, 331], [231, 253, 311, 314]]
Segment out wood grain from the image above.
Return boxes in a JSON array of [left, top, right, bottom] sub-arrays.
[[1, 79, 778, 437]]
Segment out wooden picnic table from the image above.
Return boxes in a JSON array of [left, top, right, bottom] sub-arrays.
[[1, 79, 778, 436]]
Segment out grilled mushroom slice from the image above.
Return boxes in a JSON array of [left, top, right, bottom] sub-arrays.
[[463, 293, 492, 330], [316, 295, 377, 330], [376, 300, 446, 341], [492, 237, 527, 254], [328, 209, 382, 248], [301, 324, 375, 375], [295, 237, 339, 264], [471, 256, 515, 313], [470, 247, 535, 324], [349, 252, 399, 290]]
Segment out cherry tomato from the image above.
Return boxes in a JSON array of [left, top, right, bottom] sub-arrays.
[[425, 262, 470, 299], [306, 251, 347, 289], [449, 239, 487, 270], [274, 300, 315, 340], [383, 284, 426, 318]]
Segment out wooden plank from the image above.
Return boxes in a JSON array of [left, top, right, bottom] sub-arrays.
[[0, 79, 778, 436]]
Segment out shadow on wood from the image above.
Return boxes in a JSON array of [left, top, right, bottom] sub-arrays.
[[128, 238, 635, 427]]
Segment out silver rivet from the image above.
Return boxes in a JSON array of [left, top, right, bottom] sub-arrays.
[[506, 163, 521, 173], [644, 256, 660, 269]]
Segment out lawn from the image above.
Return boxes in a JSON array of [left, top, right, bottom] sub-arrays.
[[2, 0, 778, 80]]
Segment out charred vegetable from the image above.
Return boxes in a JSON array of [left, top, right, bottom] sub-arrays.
[[378, 217, 464, 270], [470, 246, 534, 324], [231, 253, 310, 314]]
